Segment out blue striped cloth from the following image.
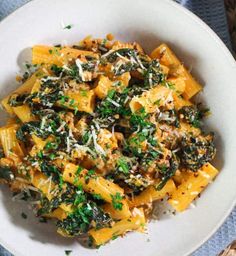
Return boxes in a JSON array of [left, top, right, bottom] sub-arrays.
[[0, 1, 234, 255]]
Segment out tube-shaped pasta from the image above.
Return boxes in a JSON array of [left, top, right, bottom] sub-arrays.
[[128, 179, 176, 208], [29, 77, 95, 113], [167, 77, 186, 95], [31, 171, 55, 200], [31, 79, 41, 94], [0, 124, 24, 159], [112, 41, 144, 53], [172, 94, 192, 110], [129, 86, 171, 113], [150, 43, 202, 99], [43, 208, 67, 221], [114, 72, 131, 87], [31, 171, 71, 213], [172, 170, 189, 185], [12, 104, 35, 123], [1, 73, 41, 114], [102, 199, 131, 220], [94, 75, 112, 99], [130, 86, 190, 114], [32, 45, 98, 66], [31, 135, 54, 152], [89, 208, 146, 246], [168, 163, 218, 212], [62, 162, 124, 203], [29, 135, 55, 157], [160, 64, 169, 75], [62, 89, 95, 114]]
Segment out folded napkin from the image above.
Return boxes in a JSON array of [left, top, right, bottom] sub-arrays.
[[0, 1, 234, 256]]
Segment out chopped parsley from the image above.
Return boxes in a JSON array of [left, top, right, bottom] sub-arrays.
[[65, 250, 72, 255], [64, 24, 73, 30], [117, 158, 130, 174], [111, 193, 123, 210]]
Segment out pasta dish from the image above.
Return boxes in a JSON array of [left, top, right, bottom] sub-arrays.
[[0, 35, 218, 246]]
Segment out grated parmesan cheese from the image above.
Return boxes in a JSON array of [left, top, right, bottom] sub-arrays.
[[107, 98, 121, 107], [75, 59, 85, 81]]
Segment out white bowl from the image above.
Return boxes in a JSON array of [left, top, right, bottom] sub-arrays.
[[0, 0, 236, 255]]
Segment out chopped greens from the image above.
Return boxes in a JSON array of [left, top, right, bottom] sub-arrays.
[[179, 134, 216, 171], [57, 201, 111, 236], [111, 192, 123, 210], [179, 105, 210, 128], [0, 36, 217, 246], [117, 157, 130, 174], [64, 24, 73, 30]]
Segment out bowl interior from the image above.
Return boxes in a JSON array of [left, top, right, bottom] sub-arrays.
[[0, 0, 235, 256]]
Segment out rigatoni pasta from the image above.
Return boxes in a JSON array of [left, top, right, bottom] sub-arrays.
[[0, 34, 218, 248]]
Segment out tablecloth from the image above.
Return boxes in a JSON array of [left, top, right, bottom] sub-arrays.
[[0, 0, 235, 255]]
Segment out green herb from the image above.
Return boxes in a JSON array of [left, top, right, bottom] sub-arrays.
[[37, 151, 43, 159], [59, 175, 64, 189], [92, 194, 102, 200], [51, 64, 63, 76], [82, 131, 90, 144], [69, 99, 75, 107], [45, 141, 59, 150], [179, 105, 210, 128], [179, 134, 216, 171], [21, 212, 27, 219], [143, 60, 165, 88], [73, 186, 86, 206], [65, 250, 72, 255], [112, 234, 119, 240], [158, 109, 179, 127], [60, 95, 69, 105], [40, 161, 61, 183], [156, 154, 180, 190], [111, 193, 123, 210], [49, 153, 55, 160], [48, 47, 60, 55], [57, 201, 111, 236], [8, 93, 28, 107], [64, 24, 73, 30], [85, 169, 96, 182], [95, 89, 131, 127], [76, 166, 83, 175], [117, 158, 129, 174], [74, 106, 78, 115]]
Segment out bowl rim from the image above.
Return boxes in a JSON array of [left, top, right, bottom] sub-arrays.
[[165, 1, 236, 256], [0, 0, 235, 255]]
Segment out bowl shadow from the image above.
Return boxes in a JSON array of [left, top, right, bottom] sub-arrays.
[[0, 185, 76, 248]]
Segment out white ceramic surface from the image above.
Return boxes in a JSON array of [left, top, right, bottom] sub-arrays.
[[0, 0, 236, 255]]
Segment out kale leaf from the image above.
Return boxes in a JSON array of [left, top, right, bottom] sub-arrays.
[[179, 133, 216, 171]]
